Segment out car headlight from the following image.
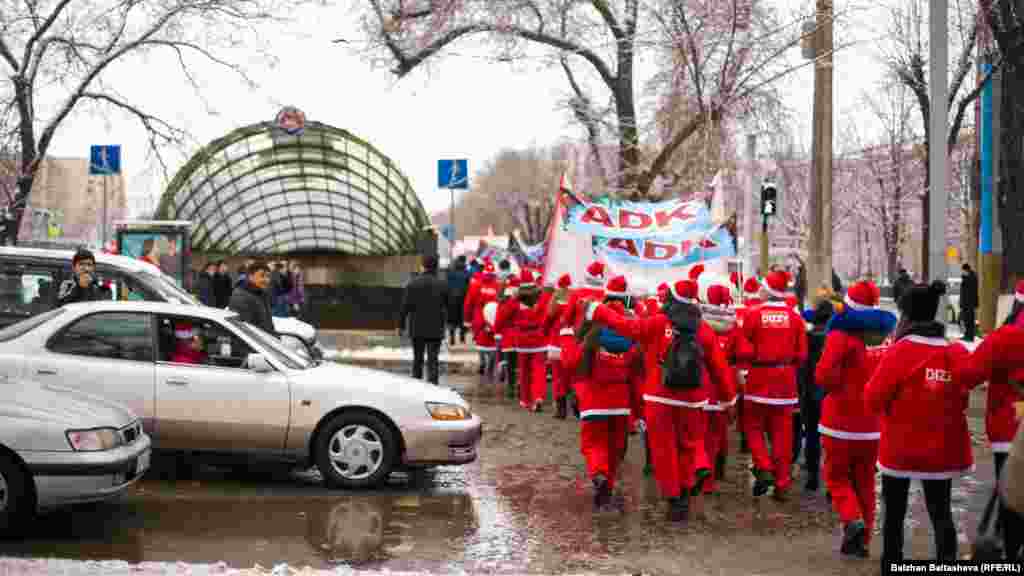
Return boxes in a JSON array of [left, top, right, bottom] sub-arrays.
[[66, 428, 122, 451], [425, 402, 471, 421]]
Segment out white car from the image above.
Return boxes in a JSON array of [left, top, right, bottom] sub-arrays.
[[0, 301, 481, 489], [0, 371, 151, 534]]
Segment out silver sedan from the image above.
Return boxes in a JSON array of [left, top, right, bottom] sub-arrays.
[[0, 301, 482, 489]]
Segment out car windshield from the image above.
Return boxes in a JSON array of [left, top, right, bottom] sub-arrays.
[[0, 308, 64, 342], [142, 271, 200, 305], [228, 317, 312, 370]]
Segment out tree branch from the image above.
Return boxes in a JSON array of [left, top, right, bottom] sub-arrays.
[[589, 0, 624, 41], [20, 0, 75, 76]]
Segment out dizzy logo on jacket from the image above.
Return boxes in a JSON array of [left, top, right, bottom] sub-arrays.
[[925, 368, 952, 384], [761, 311, 790, 327]]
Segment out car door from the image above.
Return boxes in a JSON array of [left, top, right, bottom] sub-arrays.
[[30, 311, 157, 433], [153, 314, 290, 455], [0, 262, 62, 328]]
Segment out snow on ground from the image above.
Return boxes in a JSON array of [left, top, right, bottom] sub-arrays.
[[0, 558, 632, 575], [326, 346, 478, 363]]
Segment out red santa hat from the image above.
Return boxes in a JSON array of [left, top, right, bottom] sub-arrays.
[[584, 261, 606, 286], [605, 275, 628, 297], [762, 270, 789, 299], [688, 264, 705, 281], [845, 280, 882, 310], [519, 269, 536, 288], [557, 274, 572, 289], [1016, 280, 1024, 303], [785, 295, 799, 311], [657, 282, 670, 303], [483, 262, 496, 275], [706, 284, 733, 307], [743, 277, 761, 296], [174, 322, 195, 340], [669, 279, 700, 304], [506, 275, 520, 287]]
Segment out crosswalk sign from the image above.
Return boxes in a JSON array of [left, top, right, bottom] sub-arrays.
[[90, 145, 121, 175]]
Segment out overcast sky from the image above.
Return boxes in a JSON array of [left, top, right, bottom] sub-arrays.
[[38, 0, 916, 218]]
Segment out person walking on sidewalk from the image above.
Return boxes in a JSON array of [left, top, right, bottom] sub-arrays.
[[866, 281, 975, 569], [960, 263, 979, 341], [400, 255, 449, 385], [447, 255, 471, 346], [229, 261, 276, 336]]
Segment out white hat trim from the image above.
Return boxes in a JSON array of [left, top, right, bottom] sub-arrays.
[[584, 273, 604, 286], [175, 329, 193, 339], [605, 288, 627, 297], [1017, 292, 1024, 303], [844, 294, 878, 311]]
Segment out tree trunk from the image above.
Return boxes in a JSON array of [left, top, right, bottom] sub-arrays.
[[920, 153, 930, 281], [999, 58, 1024, 287]]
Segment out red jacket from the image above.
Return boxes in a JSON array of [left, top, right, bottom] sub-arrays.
[[555, 287, 604, 353], [865, 335, 974, 478], [590, 303, 736, 410], [465, 276, 500, 350], [815, 331, 884, 440], [545, 297, 568, 352], [957, 325, 1024, 452], [562, 319, 642, 420], [705, 322, 738, 411], [735, 301, 808, 405], [463, 274, 497, 326], [495, 292, 553, 353]]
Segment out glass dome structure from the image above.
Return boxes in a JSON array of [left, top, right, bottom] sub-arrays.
[[155, 121, 430, 255]]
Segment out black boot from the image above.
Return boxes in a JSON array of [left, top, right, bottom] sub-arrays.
[[593, 474, 611, 509], [840, 520, 868, 558], [667, 495, 689, 521], [715, 453, 727, 481], [752, 467, 775, 497], [555, 397, 568, 419], [691, 468, 712, 497]]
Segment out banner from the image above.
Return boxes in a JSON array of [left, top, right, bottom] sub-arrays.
[[594, 225, 735, 268], [563, 197, 712, 239]]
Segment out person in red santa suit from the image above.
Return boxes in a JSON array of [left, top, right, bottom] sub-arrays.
[[866, 281, 975, 568], [562, 275, 642, 510], [956, 279, 1024, 560], [735, 270, 808, 501], [581, 277, 736, 521], [559, 261, 607, 417], [463, 262, 501, 377], [815, 280, 896, 558], [496, 274, 521, 401], [545, 274, 574, 419], [170, 322, 208, 365], [496, 269, 553, 412], [701, 281, 738, 494]]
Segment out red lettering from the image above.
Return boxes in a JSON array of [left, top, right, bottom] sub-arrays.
[[698, 238, 717, 249], [655, 203, 696, 228], [581, 206, 613, 227], [608, 238, 639, 257], [643, 241, 678, 260], [618, 209, 653, 230], [679, 240, 693, 255]]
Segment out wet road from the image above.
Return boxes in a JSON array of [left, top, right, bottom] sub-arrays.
[[0, 374, 999, 575]]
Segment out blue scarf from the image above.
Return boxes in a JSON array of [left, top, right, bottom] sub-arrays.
[[826, 307, 898, 335], [599, 328, 633, 353]]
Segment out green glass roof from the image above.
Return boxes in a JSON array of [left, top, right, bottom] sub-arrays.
[[155, 121, 429, 255]]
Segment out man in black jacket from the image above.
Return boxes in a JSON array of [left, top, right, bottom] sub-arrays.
[[58, 248, 104, 306], [400, 255, 449, 384], [446, 255, 470, 346], [213, 261, 233, 309], [229, 261, 277, 336], [197, 262, 216, 306], [961, 262, 979, 341]]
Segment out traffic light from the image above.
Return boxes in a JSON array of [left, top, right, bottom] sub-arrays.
[[761, 181, 778, 217]]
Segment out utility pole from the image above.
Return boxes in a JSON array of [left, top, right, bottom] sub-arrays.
[[744, 134, 757, 280], [928, 0, 948, 288], [819, 0, 834, 293]]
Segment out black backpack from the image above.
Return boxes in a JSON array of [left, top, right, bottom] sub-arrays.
[[661, 305, 704, 390]]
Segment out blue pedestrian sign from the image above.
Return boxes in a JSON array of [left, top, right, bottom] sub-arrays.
[[438, 159, 468, 189], [90, 145, 121, 175]]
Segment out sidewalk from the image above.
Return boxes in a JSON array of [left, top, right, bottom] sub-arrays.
[[319, 330, 481, 374]]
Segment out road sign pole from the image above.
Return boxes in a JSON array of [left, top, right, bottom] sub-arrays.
[[102, 174, 108, 246]]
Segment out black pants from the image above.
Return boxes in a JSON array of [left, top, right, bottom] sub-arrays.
[[503, 350, 518, 390], [801, 393, 822, 484], [995, 453, 1024, 560], [881, 475, 957, 564], [412, 339, 442, 384], [962, 307, 976, 341]]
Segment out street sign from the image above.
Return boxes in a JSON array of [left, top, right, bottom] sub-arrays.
[[89, 145, 121, 175], [761, 181, 778, 217], [438, 159, 468, 189]]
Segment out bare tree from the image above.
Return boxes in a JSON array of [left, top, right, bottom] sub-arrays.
[[883, 0, 988, 278], [351, 0, 824, 201], [0, 0, 283, 244]]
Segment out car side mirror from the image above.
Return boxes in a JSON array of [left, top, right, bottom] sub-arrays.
[[246, 353, 273, 373]]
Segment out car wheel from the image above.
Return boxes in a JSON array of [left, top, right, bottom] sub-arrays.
[[316, 412, 396, 489], [0, 453, 31, 537]]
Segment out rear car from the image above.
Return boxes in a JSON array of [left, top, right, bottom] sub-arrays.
[[0, 374, 151, 535]]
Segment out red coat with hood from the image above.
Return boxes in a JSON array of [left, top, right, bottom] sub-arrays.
[[815, 331, 884, 440], [464, 274, 500, 349], [735, 300, 808, 405], [562, 302, 642, 420], [705, 313, 739, 411], [495, 291, 554, 354], [957, 325, 1024, 452], [865, 334, 974, 477], [556, 287, 605, 351], [588, 302, 736, 410]]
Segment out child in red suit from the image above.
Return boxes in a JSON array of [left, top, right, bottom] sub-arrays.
[[496, 270, 553, 412], [170, 322, 207, 365], [702, 282, 738, 494], [545, 274, 574, 419]]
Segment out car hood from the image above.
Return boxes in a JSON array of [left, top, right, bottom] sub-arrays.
[[273, 316, 316, 341], [1, 379, 138, 428], [287, 362, 468, 408]]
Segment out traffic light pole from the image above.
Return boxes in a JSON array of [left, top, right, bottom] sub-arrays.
[[760, 215, 770, 275]]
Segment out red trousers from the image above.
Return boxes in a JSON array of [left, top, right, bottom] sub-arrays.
[[580, 417, 628, 489], [646, 402, 709, 499], [518, 352, 547, 408], [703, 411, 730, 493], [822, 436, 879, 545], [742, 400, 794, 491], [550, 358, 571, 399]]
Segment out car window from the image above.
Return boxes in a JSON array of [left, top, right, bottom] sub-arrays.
[[0, 267, 59, 316], [94, 268, 163, 302], [156, 315, 255, 370], [145, 272, 199, 305], [48, 312, 154, 362], [0, 308, 65, 342], [229, 318, 307, 370]]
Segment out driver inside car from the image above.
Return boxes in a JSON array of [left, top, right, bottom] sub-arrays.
[[170, 322, 208, 365]]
